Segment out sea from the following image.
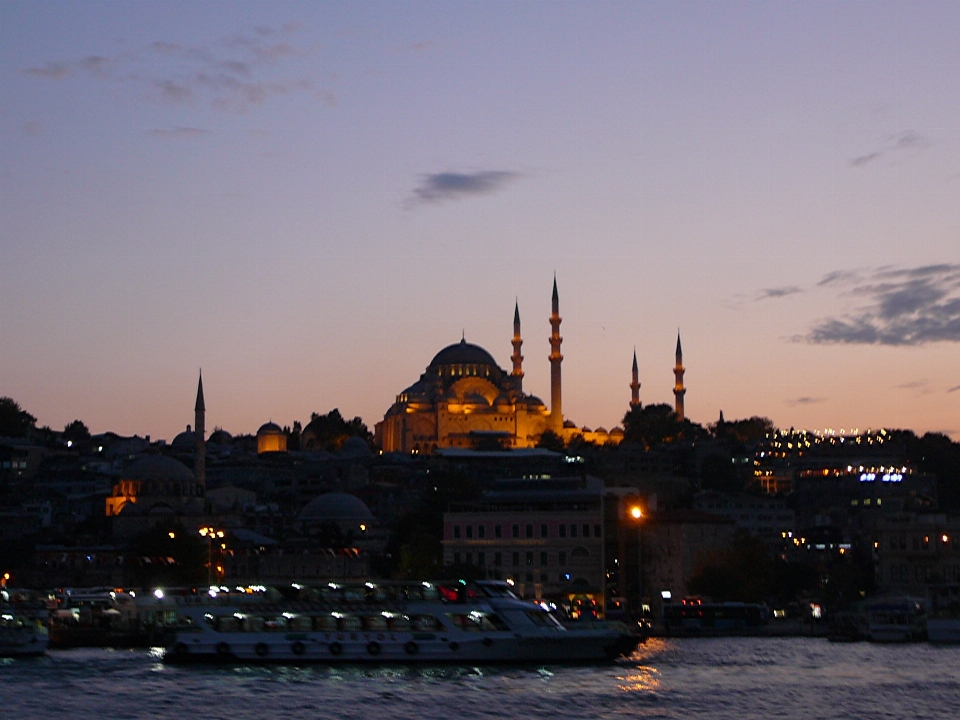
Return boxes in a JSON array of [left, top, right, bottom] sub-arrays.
[[2, 638, 959, 720]]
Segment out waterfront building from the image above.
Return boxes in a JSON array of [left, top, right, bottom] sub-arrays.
[[442, 476, 606, 604]]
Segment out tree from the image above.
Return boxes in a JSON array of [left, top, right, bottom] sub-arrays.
[[535, 429, 565, 452], [302, 408, 373, 452], [0, 397, 36, 438], [710, 415, 774, 447], [621, 403, 707, 449], [63, 419, 91, 445]]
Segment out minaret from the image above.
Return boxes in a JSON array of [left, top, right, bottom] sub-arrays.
[[673, 333, 686, 422], [194, 371, 206, 488], [549, 276, 563, 431], [511, 300, 524, 390], [630, 349, 641, 408]]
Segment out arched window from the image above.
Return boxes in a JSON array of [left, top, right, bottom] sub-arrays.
[[571, 546, 589, 558]]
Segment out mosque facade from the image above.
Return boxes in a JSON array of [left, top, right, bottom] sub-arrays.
[[375, 279, 638, 453]]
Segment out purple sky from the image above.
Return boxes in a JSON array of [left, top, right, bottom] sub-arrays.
[[2, 1, 958, 441]]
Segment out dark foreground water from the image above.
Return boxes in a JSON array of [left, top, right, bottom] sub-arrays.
[[2, 638, 959, 719]]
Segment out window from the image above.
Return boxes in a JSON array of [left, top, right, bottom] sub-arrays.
[[583, 524, 590, 538], [594, 524, 601, 538], [454, 525, 461, 539], [478, 525, 486, 539], [465, 552, 472, 565], [541, 524, 548, 538], [526, 572, 534, 582], [478, 552, 485, 566], [526, 524, 534, 539], [466, 525, 473, 539], [494, 552, 502, 567], [495, 524, 502, 538], [570, 524, 578, 538], [454, 552, 461, 564], [512, 552, 520, 566], [559, 551, 566, 566], [541, 573, 548, 583], [512, 524, 520, 539], [540, 552, 548, 567], [526, 551, 533, 566], [559, 524, 566, 538]]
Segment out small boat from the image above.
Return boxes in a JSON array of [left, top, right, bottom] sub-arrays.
[[0, 607, 49, 658], [161, 580, 640, 664], [927, 584, 960, 644], [863, 598, 925, 642]]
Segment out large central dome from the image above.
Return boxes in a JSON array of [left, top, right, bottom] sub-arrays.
[[428, 338, 498, 369]]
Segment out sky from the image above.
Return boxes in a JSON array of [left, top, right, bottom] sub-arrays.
[[1, 0, 958, 442]]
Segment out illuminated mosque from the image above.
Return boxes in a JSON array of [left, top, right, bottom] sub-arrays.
[[374, 279, 688, 453]]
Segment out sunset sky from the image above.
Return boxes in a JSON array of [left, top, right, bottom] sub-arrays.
[[2, 1, 958, 442]]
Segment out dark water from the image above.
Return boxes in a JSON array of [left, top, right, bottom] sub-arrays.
[[2, 639, 959, 719]]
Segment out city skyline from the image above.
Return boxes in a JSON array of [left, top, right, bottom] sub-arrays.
[[2, 1, 958, 441]]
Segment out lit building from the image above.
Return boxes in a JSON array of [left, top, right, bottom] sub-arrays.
[[375, 279, 626, 453], [256, 422, 288, 454]]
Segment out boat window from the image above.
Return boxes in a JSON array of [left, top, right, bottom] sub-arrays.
[[315, 615, 339, 632], [363, 615, 388, 631], [412, 615, 442, 631], [216, 616, 241, 632], [339, 615, 362, 632], [243, 616, 265, 632], [290, 616, 312, 632], [387, 614, 411, 631], [446, 612, 509, 632], [525, 610, 564, 630], [264, 616, 288, 632]]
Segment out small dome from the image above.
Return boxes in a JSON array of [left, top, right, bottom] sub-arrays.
[[521, 394, 545, 407], [563, 420, 577, 429], [594, 427, 608, 435], [299, 492, 374, 523], [428, 339, 498, 368], [464, 392, 490, 406], [340, 436, 372, 459], [257, 422, 284, 436], [123, 455, 195, 483], [208, 429, 233, 444], [610, 427, 625, 437], [171, 426, 196, 447]]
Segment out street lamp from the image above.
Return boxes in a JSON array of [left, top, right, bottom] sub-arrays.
[[199, 526, 225, 585]]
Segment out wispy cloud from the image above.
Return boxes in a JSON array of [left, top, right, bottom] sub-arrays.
[[409, 171, 519, 206], [802, 264, 960, 346], [756, 286, 803, 301], [785, 397, 826, 406], [145, 127, 211, 139], [948, 385, 960, 394], [22, 24, 326, 114], [848, 130, 932, 168]]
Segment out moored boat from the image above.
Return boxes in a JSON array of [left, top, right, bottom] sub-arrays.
[[927, 584, 960, 644], [0, 590, 49, 658], [161, 580, 640, 664]]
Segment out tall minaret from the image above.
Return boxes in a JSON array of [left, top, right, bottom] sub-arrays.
[[511, 300, 524, 390], [673, 333, 686, 422], [549, 276, 563, 431], [194, 371, 206, 489], [630, 349, 641, 408]]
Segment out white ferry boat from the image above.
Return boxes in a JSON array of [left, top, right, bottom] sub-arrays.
[[863, 598, 925, 642], [161, 581, 640, 664]]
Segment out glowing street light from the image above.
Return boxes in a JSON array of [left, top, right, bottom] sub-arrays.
[[630, 506, 643, 520]]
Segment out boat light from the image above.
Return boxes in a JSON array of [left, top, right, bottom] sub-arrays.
[[154, 589, 164, 599]]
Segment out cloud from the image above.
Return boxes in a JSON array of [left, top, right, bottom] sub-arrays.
[[802, 264, 960, 345], [22, 25, 325, 114], [896, 380, 927, 390], [785, 397, 826, 406], [848, 130, 931, 168], [849, 151, 883, 167], [410, 171, 519, 205], [757, 286, 802, 301], [145, 127, 211, 139], [948, 385, 960, 393], [23, 62, 70, 80]]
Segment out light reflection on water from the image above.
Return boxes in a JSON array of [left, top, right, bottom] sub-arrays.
[[2, 639, 959, 720]]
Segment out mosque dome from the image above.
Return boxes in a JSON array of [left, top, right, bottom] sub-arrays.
[[257, 421, 287, 454], [123, 455, 195, 483], [428, 339, 498, 369], [171, 426, 197, 447], [340, 436, 373, 459], [299, 492, 375, 532], [257, 422, 284, 436]]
